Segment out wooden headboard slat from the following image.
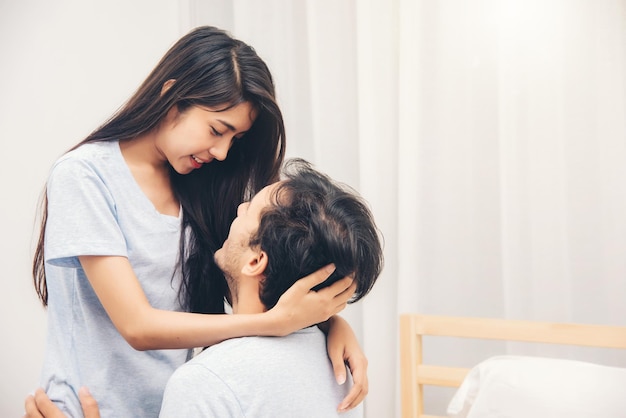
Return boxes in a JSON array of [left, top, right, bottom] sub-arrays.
[[416, 365, 469, 387], [400, 314, 626, 418], [413, 314, 626, 348]]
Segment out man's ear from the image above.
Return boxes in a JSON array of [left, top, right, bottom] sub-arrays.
[[241, 250, 268, 277], [161, 79, 176, 96]]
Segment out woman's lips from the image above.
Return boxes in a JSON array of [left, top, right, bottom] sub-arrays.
[[190, 155, 203, 169]]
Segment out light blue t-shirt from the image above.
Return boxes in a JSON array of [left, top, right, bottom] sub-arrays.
[[159, 327, 362, 418], [40, 140, 191, 418]]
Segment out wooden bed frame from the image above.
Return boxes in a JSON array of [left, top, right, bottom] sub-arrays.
[[399, 314, 626, 418]]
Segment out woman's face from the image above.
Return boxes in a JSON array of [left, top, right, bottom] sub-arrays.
[[156, 101, 257, 174]]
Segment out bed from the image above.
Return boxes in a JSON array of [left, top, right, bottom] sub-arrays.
[[399, 314, 626, 418]]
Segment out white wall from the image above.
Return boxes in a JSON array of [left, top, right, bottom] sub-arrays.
[[0, 1, 182, 415]]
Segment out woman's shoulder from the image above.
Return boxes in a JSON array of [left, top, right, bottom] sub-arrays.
[[58, 140, 119, 162], [51, 140, 120, 171], [47, 140, 123, 188]]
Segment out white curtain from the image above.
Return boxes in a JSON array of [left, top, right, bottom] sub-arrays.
[[1, 0, 623, 416], [188, 1, 626, 416]]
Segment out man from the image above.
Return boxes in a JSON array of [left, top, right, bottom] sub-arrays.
[[26, 159, 383, 417], [159, 159, 383, 417]]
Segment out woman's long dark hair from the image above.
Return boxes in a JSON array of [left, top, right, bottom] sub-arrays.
[[33, 26, 285, 314]]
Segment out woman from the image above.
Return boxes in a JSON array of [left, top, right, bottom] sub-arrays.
[[30, 26, 366, 417]]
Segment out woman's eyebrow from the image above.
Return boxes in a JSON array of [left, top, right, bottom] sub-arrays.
[[216, 119, 237, 132]]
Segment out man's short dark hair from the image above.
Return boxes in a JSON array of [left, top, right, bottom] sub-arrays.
[[250, 159, 384, 310]]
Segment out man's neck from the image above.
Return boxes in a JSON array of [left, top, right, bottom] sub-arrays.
[[229, 278, 267, 315]]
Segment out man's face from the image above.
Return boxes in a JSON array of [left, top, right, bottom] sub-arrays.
[[214, 182, 280, 277]]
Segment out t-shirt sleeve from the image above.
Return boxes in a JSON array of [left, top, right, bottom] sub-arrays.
[[159, 364, 245, 418], [44, 156, 128, 268]]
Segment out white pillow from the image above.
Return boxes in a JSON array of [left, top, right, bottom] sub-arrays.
[[447, 355, 626, 418]]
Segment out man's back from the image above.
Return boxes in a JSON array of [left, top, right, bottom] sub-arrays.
[[159, 327, 362, 418]]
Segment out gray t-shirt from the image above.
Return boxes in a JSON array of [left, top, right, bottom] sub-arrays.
[[40, 141, 190, 417], [159, 327, 362, 418]]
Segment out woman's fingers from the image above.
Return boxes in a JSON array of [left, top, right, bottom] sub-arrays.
[[24, 388, 64, 418], [338, 382, 364, 412], [24, 393, 44, 418], [320, 277, 356, 311], [335, 279, 357, 301], [323, 315, 369, 412], [297, 264, 337, 289], [317, 278, 354, 317], [78, 387, 101, 418], [24, 388, 100, 418], [338, 354, 369, 412], [271, 265, 357, 332], [294, 264, 355, 302], [327, 341, 348, 386], [327, 275, 355, 295]]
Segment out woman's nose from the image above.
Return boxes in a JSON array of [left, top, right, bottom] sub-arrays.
[[210, 140, 230, 161]]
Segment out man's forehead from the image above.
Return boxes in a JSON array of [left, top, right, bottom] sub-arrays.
[[250, 181, 283, 209]]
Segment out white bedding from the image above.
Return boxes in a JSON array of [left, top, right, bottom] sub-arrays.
[[447, 355, 626, 418]]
